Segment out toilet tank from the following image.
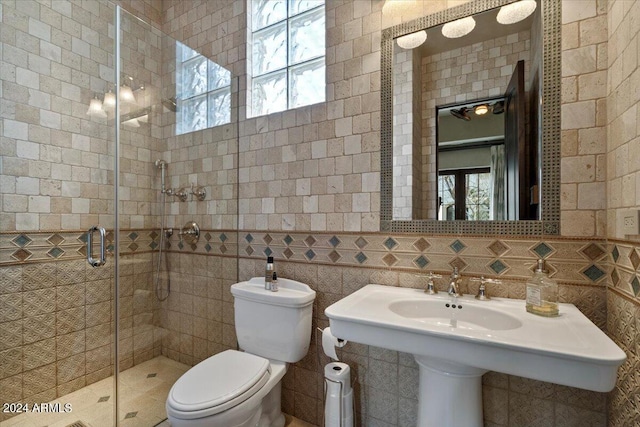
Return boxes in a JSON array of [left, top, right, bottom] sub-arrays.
[[231, 277, 316, 363]]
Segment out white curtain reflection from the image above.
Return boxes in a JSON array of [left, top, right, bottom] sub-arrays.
[[490, 145, 506, 220]]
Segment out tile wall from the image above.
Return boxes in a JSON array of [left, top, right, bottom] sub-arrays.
[[605, 0, 640, 425]]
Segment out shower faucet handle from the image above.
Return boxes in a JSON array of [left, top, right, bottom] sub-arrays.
[[190, 183, 206, 201], [174, 188, 188, 202]]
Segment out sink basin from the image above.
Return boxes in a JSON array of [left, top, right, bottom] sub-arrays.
[[326, 284, 626, 427], [388, 299, 522, 331]]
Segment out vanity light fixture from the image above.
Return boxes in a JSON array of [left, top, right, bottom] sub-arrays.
[[441, 16, 476, 38], [396, 30, 427, 49], [122, 117, 140, 128], [474, 104, 489, 115], [103, 89, 116, 111], [451, 107, 471, 121], [497, 0, 537, 25], [119, 82, 136, 104], [86, 95, 107, 118], [382, 0, 418, 16]]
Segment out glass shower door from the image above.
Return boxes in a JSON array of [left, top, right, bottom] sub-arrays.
[[0, 1, 117, 426]]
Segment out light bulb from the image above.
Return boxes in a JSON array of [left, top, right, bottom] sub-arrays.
[[442, 16, 476, 39], [497, 0, 537, 25], [119, 84, 136, 104], [474, 104, 489, 115], [86, 96, 107, 118], [382, 0, 417, 16], [103, 90, 116, 111], [396, 30, 427, 49]]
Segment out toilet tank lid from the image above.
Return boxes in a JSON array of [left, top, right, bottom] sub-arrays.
[[231, 277, 316, 307]]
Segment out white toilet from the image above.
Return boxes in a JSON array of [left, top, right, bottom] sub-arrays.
[[166, 277, 316, 427]]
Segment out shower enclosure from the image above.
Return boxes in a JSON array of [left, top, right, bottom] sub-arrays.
[[1, 1, 238, 426]]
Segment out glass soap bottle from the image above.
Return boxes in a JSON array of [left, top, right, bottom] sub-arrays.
[[526, 259, 559, 317]]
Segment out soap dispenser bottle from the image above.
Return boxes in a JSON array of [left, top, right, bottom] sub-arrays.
[[526, 259, 559, 317], [265, 256, 274, 290]]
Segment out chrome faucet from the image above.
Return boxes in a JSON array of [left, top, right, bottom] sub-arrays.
[[447, 267, 462, 297]]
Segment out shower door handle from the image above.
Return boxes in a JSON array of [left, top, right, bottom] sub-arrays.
[[86, 226, 107, 267]]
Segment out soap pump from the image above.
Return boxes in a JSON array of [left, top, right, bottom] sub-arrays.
[[525, 259, 559, 317]]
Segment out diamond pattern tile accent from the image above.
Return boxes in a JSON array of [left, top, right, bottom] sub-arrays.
[[383, 237, 398, 250], [125, 412, 138, 419], [630, 249, 640, 270], [190, 243, 197, 251], [149, 231, 158, 240], [284, 235, 294, 245], [219, 233, 227, 242], [245, 234, 254, 243], [77, 246, 87, 257], [220, 244, 227, 254], [450, 239, 466, 253], [489, 260, 508, 275], [611, 269, 620, 287], [580, 243, 605, 261], [532, 242, 553, 258], [78, 233, 88, 243], [128, 232, 138, 241], [47, 247, 65, 258], [305, 249, 316, 260], [128, 243, 139, 251], [283, 248, 294, 259], [488, 240, 509, 256], [12, 234, 33, 247], [178, 242, 184, 250], [97, 396, 110, 403], [583, 265, 606, 282], [204, 243, 212, 252], [246, 246, 254, 256], [11, 248, 33, 261], [355, 252, 368, 264], [382, 253, 398, 266], [414, 255, 429, 269], [329, 236, 341, 247], [612, 246, 620, 262], [263, 234, 273, 245], [328, 250, 341, 263], [355, 237, 368, 249], [204, 232, 212, 241], [264, 247, 273, 257], [413, 237, 430, 252], [449, 257, 468, 271], [632, 277, 640, 296], [304, 235, 317, 247], [47, 234, 65, 246], [149, 241, 158, 250]]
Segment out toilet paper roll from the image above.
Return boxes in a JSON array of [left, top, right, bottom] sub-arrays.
[[322, 327, 346, 360]]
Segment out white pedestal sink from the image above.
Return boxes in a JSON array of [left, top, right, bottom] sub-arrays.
[[325, 285, 626, 427]]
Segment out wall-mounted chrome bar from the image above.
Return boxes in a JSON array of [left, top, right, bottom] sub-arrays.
[[86, 226, 107, 267]]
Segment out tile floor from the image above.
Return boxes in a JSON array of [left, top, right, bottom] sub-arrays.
[[1, 356, 317, 427]]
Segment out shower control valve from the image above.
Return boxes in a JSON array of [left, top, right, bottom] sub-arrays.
[[174, 188, 189, 202], [190, 183, 206, 201]]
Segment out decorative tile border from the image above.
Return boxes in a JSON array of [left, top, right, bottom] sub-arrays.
[[608, 239, 640, 302], [238, 231, 607, 285]]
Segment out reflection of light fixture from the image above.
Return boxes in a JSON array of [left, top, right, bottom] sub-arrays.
[[451, 107, 471, 121], [442, 16, 476, 38], [86, 95, 107, 118], [396, 30, 427, 49], [497, 0, 537, 25], [474, 104, 489, 115], [119, 84, 136, 104], [492, 101, 505, 114], [103, 89, 116, 111]]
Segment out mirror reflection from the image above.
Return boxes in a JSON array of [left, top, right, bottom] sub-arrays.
[[391, 1, 540, 222]]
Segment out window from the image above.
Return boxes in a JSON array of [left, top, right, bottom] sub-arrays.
[[176, 42, 231, 135], [249, 0, 325, 118], [438, 168, 491, 220]]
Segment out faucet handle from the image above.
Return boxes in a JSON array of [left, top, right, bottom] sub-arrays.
[[469, 276, 502, 301], [415, 271, 442, 294]]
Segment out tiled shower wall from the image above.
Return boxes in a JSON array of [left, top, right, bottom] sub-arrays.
[[605, 0, 640, 425]]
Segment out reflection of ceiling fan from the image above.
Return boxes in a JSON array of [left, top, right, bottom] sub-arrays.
[[450, 101, 505, 120]]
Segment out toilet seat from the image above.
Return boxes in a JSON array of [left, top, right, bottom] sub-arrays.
[[167, 350, 270, 419]]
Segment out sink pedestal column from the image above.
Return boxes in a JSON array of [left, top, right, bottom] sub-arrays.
[[414, 356, 487, 427]]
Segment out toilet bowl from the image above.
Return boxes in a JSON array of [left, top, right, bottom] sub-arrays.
[[166, 277, 316, 427], [166, 350, 287, 427]]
